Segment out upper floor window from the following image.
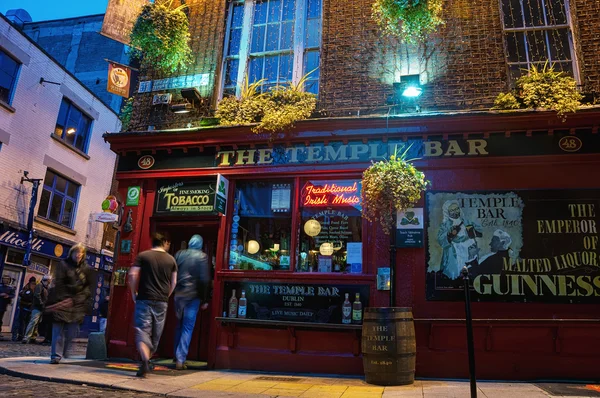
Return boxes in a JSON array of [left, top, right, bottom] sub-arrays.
[[37, 170, 80, 228], [0, 49, 20, 105], [222, 0, 322, 97], [54, 99, 92, 153], [500, 0, 577, 82]]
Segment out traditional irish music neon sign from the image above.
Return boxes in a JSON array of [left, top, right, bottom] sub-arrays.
[[302, 182, 361, 207]]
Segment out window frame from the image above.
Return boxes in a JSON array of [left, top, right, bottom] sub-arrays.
[[499, 0, 580, 84], [0, 48, 21, 106], [37, 169, 80, 229], [224, 174, 367, 275], [53, 98, 93, 153], [219, 0, 322, 98]]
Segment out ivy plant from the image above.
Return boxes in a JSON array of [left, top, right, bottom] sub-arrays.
[[130, 0, 192, 74], [119, 97, 134, 131], [372, 0, 444, 43], [215, 72, 317, 135], [493, 62, 583, 120], [361, 145, 429, 235]]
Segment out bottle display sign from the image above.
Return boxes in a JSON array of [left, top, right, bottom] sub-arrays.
[[223, 282, 370, 324]]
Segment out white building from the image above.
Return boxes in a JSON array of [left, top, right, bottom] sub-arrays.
[[0, 13, 121, 334]]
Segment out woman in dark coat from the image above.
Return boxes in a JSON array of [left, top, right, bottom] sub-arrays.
[[46, 243, 92, 364]]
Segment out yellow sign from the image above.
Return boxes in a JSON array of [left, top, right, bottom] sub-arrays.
[[54, 244, 64, 258]]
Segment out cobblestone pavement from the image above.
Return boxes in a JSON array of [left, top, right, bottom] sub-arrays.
[[0, 340, 160, 397]]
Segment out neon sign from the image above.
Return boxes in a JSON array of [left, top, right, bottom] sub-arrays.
[[302, 182, 361, 207]]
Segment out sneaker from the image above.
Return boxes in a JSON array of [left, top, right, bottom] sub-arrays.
[[136, 361, 149, 378], [50, 358, 60, 365], [175, 362, 187, 370]]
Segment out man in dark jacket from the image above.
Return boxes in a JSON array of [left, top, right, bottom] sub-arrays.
[[12, 276, 36, 341], [46, 243, 92, 364], [22, 274, 51, 343], [0, 275, 16, 340], [173, 235, 210, 370]]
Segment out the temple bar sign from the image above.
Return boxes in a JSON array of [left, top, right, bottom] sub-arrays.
[[216, 139, 489, 166]]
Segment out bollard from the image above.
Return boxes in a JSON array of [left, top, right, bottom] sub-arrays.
[[461, 266, 477, 398]]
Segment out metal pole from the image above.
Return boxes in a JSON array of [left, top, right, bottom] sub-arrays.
[[22, 177, 42, 267], [389, 212, 397, 307], [461, 266, 477, 398]]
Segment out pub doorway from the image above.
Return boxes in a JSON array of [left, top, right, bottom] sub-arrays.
[[153, 219, 219, 363]]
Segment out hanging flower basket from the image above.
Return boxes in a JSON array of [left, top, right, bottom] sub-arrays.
[[130, 0, 192, 74], [372, 0, 444, 43], [361, 146, 429, 235]]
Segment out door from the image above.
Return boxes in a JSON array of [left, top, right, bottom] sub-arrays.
[[1, 265, 23, 333]]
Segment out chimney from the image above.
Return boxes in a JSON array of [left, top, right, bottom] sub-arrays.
[[5, 9, 33, 29]]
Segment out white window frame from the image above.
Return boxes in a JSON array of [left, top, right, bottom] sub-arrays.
[[499, 0, 580, 83], [219, 0, 322, 98]]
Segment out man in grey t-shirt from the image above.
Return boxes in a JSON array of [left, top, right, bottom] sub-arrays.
[[129, 233, 177, 377]]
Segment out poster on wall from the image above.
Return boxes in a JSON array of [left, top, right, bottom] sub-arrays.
[[155, 180, 218, 214], [426, 190, 600, 303], [223, 282, 370, 324]]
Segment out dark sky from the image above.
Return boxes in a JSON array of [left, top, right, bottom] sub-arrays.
[[2, 0, 109, 22]]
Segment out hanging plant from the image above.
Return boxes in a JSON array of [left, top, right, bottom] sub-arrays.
[[215, 72, 317, 135], [493, 62, 582, 120], [372, 0, 444, 43], [361, 146, 429, 235], [119, 97, 134, 131], [129, 0, 192, 74]]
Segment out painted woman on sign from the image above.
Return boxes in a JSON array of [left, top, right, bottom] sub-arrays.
[[437, 200, 483, 280]]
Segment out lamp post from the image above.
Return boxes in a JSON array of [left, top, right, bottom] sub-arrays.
[[20, 172, 43, 267]]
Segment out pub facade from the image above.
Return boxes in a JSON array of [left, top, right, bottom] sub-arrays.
[[103, 0, 600, 380]]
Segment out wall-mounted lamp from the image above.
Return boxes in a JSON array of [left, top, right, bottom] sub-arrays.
[[170, 87, 203, 114], [170, 103, 193, 114]]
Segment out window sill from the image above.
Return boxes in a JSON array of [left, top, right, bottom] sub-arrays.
[[217, 270, 374, 281], [0, 99, 16, 113], [50, 134, 90, 160], [34, 216, 77, 235]]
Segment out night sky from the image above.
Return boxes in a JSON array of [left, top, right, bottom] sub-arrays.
[[2, 0, 109, 22]]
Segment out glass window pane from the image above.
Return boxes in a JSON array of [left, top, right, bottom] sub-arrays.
[[225, 59, 239, 88], [279, 54, 293, 82], [67, 181, 78, 198], [523, 0, 545, 27], [281, 21, 294, 50], [229, 180, 294, 271], [298, 179, 362, 273], [228, 28, 242, 56], [232, 4, 244, 27], [55, 175, 67, 193], [61, 200, 74, 227], [305, 79, 319, 95], [254, 1, 268, 25], [502, 0, 524, 28], [265, 23, 280, 51], [268, 0, 282, 23], [548, 29, 571, 61], [249, 57, 264, 83], [307, 0, 321, 19], [38, 189, 51, 218], [56, 100, 70, 127], [251, 25, 266, 53], [304, 50, 320, 77], [282, 0, 296, 20], [264, 56, 278, 83], [506, 32, 527, 63], [527, 30, 549, 61], [305, 18, 321, 48], [49, 194, 63, 223], [43, 170, 55, 186], [545, 0, 567, 25]]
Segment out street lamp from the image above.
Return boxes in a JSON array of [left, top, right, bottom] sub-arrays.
[[20, 171, 43, 267]]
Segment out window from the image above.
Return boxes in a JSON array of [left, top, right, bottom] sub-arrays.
[[222, 0, 322, 96], [0, 49, 20, 105], [297, 179, 363, 273], [229, 180, 294, 271], [37, 170, 80, 228], [54, 99, 92, 152], [500, 0, 577, 81]]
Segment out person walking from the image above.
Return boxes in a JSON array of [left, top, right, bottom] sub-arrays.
[[173, 235, 210, 370], [12, 276, 36, 341], [0, 275, 16, 340], [22, 274, 51, 343], [46, 243, 92, 364], [129, 233, 177, 378]]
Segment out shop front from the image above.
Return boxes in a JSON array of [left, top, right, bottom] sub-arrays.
[[104, 109, 600, 379]]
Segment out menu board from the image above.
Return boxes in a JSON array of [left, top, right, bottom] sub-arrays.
[[271, 183, 291, 213]]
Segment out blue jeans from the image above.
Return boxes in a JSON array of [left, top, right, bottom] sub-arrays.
[[51, 322, 79, 361], [23, 309, 43, 341], [134, 300, 168, 355], [173, 297, 201, 364]]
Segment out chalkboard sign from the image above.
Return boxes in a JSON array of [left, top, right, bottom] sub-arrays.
[[223, 282, 370, 324]]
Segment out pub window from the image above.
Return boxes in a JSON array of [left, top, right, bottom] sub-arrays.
[[500, 0, 578, 82], [37, 169, 80, 228], [297, 179, 363, 273], [221, 0, 322, 97], [53, 98, 93, 153], [229, 180, 294, 271], [0, 48, 20, 105]]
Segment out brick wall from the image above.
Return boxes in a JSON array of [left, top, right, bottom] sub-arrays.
[[573, 0, 600, 96], [0, 17, 121, 251]]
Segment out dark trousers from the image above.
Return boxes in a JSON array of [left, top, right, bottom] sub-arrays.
[[12, 308, 31, 341]]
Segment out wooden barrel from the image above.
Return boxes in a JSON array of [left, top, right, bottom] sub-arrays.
[[362, 307, 416, 386]]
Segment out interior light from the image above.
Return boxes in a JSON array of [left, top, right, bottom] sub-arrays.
[[66, 128, 76, 135], [247, 240, 260, 255], [402, 86, 422, 98]]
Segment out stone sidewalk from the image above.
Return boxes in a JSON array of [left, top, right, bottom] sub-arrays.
[[0, 356, 597, 397]]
